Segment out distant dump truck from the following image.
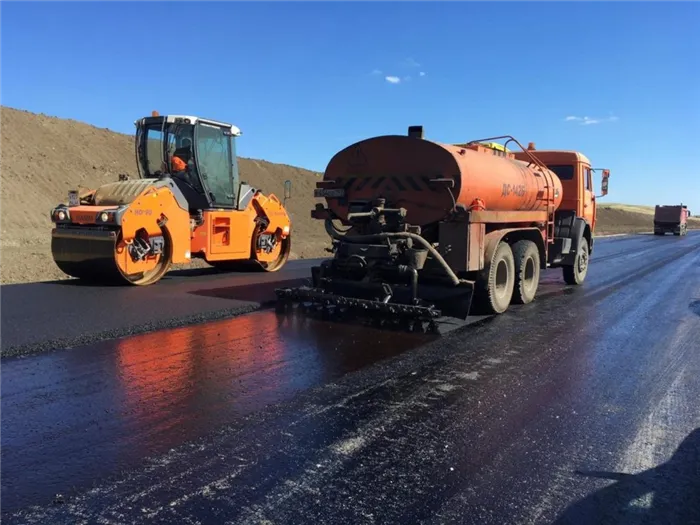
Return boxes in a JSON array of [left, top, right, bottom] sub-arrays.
[[653, 204, 690, 236]]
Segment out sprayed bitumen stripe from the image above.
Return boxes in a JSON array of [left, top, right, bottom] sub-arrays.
[[0, 278, 310, 360]]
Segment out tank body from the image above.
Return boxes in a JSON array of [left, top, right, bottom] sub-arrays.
[[322, 135, 563, 227]]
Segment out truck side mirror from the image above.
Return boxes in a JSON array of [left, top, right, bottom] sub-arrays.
[[284, 179, 292, 205], [600, 169, 610, 197]]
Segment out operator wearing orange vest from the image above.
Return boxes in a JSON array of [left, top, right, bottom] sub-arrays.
[[170, 154, 188, 173]]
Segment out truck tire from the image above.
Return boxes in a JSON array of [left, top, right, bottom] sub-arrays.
[[476, 241, 515, 314], [512, 240, 540, 305], [563, 237, 589, 285]]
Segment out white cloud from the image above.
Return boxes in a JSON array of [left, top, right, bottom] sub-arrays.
[[564, 114, 619, 125], [372, 62, 427, 82], [401, 57, 421, 68]]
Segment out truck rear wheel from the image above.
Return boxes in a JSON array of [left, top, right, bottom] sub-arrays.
[[476, 241, 515, 314], [512, 240, 540, 305], [563, 237, 589, 285]]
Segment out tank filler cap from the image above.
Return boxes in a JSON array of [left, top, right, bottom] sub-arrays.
[[527, 142, 536, 151], [408, 126, 424, 139]]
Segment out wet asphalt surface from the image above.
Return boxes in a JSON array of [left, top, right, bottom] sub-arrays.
[[2, 232, 700, 524], [0, 258, 321, 357]]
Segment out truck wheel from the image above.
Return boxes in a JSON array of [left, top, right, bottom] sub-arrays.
[[563, 237, 589, 285], [476, 241, 515, 314], [512, 240, 540, 305]]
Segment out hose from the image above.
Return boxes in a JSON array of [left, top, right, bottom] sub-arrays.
[[324, 219, 464, 287]]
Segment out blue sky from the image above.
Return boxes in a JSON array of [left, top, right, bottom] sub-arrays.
[[2, 2, 699, 211]]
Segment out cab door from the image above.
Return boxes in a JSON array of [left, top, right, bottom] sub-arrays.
[[582, 165, 595, 227], [194, 122, 237, 208]]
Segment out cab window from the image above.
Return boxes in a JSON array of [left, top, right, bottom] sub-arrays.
[[546, 164, 574, 180], [195, 123, 235, 207]]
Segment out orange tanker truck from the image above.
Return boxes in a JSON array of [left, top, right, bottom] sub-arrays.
[[276, 126, 610, 331], [50, 112, 293, 285]]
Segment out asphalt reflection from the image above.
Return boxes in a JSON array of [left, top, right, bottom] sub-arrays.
[[1, 310, 435, 513]]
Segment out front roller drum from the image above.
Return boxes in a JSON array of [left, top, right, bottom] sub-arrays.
[[51, 228, 171, 286]]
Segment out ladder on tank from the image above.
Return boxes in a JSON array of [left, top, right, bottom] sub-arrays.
[[465, 135, 557, 243], [544, 176, 555, 243]]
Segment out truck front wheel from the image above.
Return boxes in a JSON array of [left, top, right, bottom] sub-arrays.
[[512, 240, 540, 305], [563, 237, 589, 285]]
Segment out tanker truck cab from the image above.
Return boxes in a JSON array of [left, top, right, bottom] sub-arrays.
[[512, 146, 610, 273]]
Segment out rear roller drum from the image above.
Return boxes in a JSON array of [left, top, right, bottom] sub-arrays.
[[255, 233, 291, 272], [211, 234, 291, 273]]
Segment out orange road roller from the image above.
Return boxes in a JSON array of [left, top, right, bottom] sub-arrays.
[[50, 112, 293, 285]]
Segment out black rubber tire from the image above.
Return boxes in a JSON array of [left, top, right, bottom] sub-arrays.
[[563, 237, 589, 285], [476, 241, 515, 314], [511, 240, 540, 305]]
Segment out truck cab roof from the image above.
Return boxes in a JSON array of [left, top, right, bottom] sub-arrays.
[[513, 150, 592, 166]]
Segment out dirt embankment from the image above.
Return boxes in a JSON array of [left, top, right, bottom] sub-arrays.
[[1, 106, 697, 285]]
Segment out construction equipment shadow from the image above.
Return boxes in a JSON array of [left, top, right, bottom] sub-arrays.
[[552, 427, 700, 525]]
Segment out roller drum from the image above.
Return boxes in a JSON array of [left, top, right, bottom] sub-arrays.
[[51, 227, 170, 285]]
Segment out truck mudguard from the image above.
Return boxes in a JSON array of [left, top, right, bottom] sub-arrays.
[[562, 217, 592, 265]]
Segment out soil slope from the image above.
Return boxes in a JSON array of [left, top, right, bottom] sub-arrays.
[[1, 106, 697, 284]]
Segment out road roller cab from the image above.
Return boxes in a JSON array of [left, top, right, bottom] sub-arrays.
[[50, 112, 293, 285]]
